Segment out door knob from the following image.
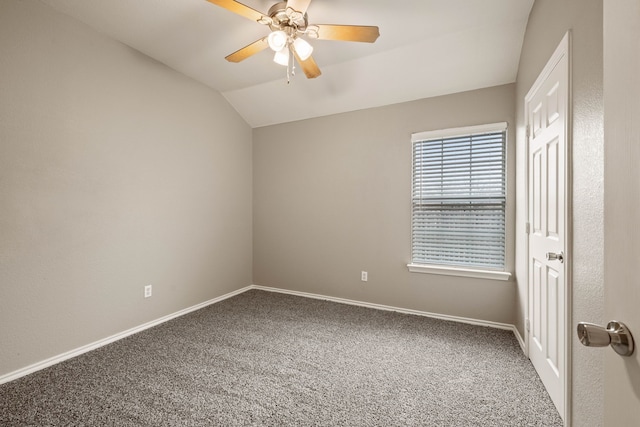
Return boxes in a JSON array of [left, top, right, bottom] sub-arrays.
[[546, 251, 564, 263], [577, 321, 634, 357]]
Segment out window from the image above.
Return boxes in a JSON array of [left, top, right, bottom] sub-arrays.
[[409, 123, 508, 279]]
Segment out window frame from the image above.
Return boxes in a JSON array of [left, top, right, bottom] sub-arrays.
[[407, 122, 511, 281]]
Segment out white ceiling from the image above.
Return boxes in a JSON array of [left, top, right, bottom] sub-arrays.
[[38, 0, 534, 128]]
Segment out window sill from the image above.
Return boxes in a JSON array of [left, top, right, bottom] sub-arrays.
[[407, 263, 512, 281]]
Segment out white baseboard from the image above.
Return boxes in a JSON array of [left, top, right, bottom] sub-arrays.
[[1, 284, 525, 385], [250, 285, 518, 332], [513, 325, 527, 354], [0, 286, 253, 385]]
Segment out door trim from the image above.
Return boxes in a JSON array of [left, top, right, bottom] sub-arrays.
[[523, 30, 573, 425]]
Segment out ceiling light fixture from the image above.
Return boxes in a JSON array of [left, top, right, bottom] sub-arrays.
[[273, 45, 290, 66], [293, 37, 313, 61], [267, 30, 288, 52], [267, 28, 313, 83]]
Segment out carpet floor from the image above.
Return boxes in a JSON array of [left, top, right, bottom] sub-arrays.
[[0, 290, 562, 426]]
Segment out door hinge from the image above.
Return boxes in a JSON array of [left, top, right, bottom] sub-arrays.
[[526, 124, 531, 143], [525, 222, 531, 234], [526, 318, 531, 332]]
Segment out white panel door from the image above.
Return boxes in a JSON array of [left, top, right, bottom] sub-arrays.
[[525, 33, 569, 420], [603, 0, 640, 424]]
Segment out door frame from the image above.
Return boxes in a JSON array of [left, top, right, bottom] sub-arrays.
[[523, 31, 573, 425]]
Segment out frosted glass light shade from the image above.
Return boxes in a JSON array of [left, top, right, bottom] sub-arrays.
[[293, 37, 313, 61], [273, 47, 290, 66], [268, 31, 288, 52]]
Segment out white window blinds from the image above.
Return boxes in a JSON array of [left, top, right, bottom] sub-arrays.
[[411, 123, 507, 270]]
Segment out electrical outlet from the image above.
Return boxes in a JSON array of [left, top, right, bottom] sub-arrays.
[[144, 285, 152, 298], [361, 271, 368, 282]]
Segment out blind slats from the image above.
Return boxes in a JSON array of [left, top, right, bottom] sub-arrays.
[[411, 128, 506, 270]]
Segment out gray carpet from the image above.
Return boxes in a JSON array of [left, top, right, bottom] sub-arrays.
[[0, 290, 562, 426]]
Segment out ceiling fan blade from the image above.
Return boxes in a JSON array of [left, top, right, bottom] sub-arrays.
[[311, 24, 380, 43], [205, 0, 266, 22], [225, 37, 269, 63], [294, 52, 322, 79], [286, 0, 312, 15]]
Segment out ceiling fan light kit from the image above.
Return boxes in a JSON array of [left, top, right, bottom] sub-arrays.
[[267, 30, 288, 51], [273, 46, 290, 66], [268, 28, 313, 66], [206, 0, 380, 81], [293, 37, 313, 61]]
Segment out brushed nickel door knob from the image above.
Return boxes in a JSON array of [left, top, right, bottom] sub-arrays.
[[577, 321, 634, 357], [546, 251, 564, 263]]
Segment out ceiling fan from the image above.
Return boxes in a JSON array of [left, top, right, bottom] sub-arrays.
[[206, 0, 380, 80]]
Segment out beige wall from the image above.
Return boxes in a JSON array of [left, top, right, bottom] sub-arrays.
[[253, 84, 516, 325], [0, 0, 253, 378], [603, 1, 640, 423], [514, 0, 604, 425]]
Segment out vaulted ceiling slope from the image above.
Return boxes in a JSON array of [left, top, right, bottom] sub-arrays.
[[38, 0, 534, 128]]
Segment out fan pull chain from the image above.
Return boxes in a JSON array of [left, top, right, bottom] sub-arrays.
[[286, 58, 290, 84], [291, 48, 296, 77], [286, 45, 295, 84]]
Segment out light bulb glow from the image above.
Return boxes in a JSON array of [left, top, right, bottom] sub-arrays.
[[273, 47, 290, 66], [268, 31, 288, 52], [293, 37, 313, 61]]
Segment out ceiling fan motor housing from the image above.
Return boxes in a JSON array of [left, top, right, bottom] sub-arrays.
[[267, 1, 308, 33]]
